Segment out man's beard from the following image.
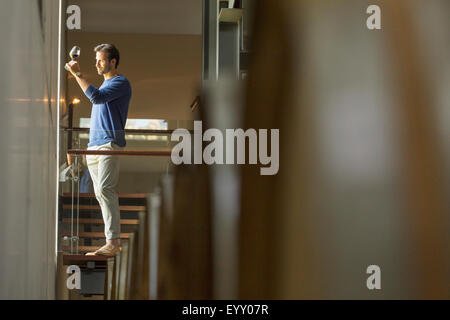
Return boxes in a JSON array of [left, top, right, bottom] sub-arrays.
[[97, 65, 110, 75]]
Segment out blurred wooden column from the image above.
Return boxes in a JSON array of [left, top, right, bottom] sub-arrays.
[[163, 164, 213, 299], [239, 0, 322, 299], [56, 253, 69, 300], [382, 0, 449, 299], [239, 0, 449, 299]]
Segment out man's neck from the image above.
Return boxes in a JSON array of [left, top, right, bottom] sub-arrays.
[[103, 70, 118, 80]]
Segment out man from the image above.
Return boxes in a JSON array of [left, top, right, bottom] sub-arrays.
[[65, 44, 131, 256]]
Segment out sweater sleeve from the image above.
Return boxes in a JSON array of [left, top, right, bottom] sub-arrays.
[[84, 78, 129, 104]]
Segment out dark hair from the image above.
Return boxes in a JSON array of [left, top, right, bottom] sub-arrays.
[[94, 43, 120, 68]]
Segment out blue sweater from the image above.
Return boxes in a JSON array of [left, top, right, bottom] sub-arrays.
[[84, 75, 132, 147]]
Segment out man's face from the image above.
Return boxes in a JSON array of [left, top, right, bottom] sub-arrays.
[[95, 51, 113, 75]]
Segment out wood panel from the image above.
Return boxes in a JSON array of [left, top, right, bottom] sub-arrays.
[[104, 258, 115, 300], [125, 233, 137, 299], [112, 252, 121, 300], [129, 212, 148, 299], [164, 164, 213, 299], [118, 240, 129, 300]]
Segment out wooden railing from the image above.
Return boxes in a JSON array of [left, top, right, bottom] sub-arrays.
[[62, 127, 194, 134], [67, 149, 172, 156]]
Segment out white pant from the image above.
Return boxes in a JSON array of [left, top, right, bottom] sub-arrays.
[[86, 142, 122, 240]]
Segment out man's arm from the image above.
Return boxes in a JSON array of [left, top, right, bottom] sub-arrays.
[[65, 60, 91, 92], [65, 60, 129, 104], [73, 73, 91, 93], [84, 79, 129, 105]]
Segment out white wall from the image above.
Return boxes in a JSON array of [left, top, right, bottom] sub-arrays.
[[0, 0, 61, 299], [66, 32, 202, 121], [67, 0, 202, 35]]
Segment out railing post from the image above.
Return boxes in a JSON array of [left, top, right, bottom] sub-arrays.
[[68, 102, 73, 150]]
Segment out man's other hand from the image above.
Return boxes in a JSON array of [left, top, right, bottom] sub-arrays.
[[65, 60, 81, 76]]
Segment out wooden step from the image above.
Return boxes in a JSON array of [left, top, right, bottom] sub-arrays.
[[62, 218, 139, 225], [62, 204, 146, 211], [61, 232, 132, 239], [63, 193, 147, 199], [63, 245, 103, 253], [62, 254, 112, 266]]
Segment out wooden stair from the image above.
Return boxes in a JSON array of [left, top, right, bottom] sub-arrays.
[[58, 192, 148, 300], [62, 218, 139, 225], [61, 232, 133, 239], [62, 245, 108, 253], [63, 254, 112, 265], [62, 204, 146, 211], [63, 193, 147, 199]]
